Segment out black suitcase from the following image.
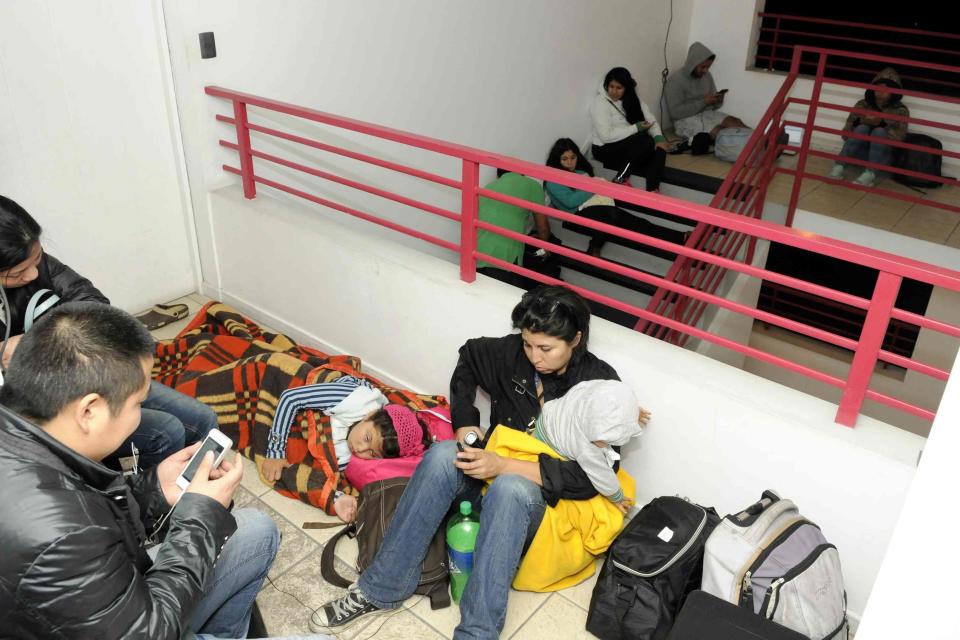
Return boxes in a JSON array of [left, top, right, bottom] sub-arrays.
[[667, 590, 808, 640]]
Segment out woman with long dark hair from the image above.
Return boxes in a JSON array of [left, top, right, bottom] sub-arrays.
[[544, 138, 688, 256], [316, 285, 624, 638], [590, 67, 670, 192]]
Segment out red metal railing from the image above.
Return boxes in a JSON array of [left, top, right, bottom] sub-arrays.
[[755, 13, 960, 92], [206, 79, 960, 428]]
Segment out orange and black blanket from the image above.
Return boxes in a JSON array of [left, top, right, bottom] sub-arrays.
[[152, 302, 447, 514]]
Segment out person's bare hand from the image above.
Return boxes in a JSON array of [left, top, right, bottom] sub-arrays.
[[639, 407, 652, 426], [0, 334, 23, 368], [156, 442, 202, 506], [614, 498, 634, 515], [185, 451, 243, 509], [455, 426, 483, 446], [454, 446, 506, 480], [334, 494, 358, 523], [655, 141, 672, 153], [862, 116, 882, 127], [261, 457, 291, 483], [705, 92, 721, 106]]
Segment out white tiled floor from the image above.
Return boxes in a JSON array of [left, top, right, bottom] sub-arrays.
[[151, 296, 598, 639]]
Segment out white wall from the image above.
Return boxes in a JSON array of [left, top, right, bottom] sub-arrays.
[[159, 0, 695, 290], [856, 348, 960, 640], [209, 184, 924, 624], [686, 0, 960, 177], [0, 0, 197, 311]]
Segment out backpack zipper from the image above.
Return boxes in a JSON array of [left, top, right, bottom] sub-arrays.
[[759, 543, 837, 618], [611, 504, 707, 578]]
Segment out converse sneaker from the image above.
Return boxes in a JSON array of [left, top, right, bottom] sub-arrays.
[[828, 163, 845, 179], [311, 586, 384, 630], [853, 169, 877, 187]]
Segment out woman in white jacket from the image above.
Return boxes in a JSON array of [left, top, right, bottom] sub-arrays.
[[590, 67, 671, 193]]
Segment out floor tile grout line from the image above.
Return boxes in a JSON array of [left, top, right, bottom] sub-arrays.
[[507, 593, 555, 640]]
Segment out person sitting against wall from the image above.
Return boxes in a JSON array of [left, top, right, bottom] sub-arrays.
[[590, 67, 671, 193], [314, 285, 621, 638], [828, 67, 909, 188], [664, 42, 748, 152], [0, 195, 218, 470], [0, 302, 333, 640], [545, 138, 689, 257], [475, 168, 553, 290]]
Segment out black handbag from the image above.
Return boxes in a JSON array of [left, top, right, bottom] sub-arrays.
[[586, 496, 720, 640]]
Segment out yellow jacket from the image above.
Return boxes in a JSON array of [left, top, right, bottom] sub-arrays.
[[485, 427, 635, 592]]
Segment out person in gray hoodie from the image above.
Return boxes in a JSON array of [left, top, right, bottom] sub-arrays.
[[665, 42, 748, 144]]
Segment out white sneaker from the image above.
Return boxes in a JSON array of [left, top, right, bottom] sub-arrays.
[[828, 163, 845, 179], [853, 169, 877, 187]]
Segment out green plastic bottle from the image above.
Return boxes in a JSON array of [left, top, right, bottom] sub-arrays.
[[446, 500, 481, 603]]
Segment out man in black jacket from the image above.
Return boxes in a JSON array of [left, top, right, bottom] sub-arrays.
[[0, 302, 304, 639]]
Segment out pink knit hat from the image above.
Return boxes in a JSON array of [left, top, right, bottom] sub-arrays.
[[385, 405, 425, 457]]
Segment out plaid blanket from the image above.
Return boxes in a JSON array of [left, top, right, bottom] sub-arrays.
[[153, 302, 447, 514]]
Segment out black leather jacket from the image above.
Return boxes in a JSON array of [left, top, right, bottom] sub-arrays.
[[449, 333, 620, 505], [0, 252, 109, 336], [0, 406, 236, 639]]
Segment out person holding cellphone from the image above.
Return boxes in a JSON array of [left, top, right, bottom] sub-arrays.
[[664, 42, 749, 149], [315, 286, 621, 638], [0, 302, 332, 639], [590, 67, 671, 193]]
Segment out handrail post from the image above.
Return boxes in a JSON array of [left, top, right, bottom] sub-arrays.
[[233, 100, 257, 199], [459, 159, 479, 283], [835, 272, 902, 427], [786, 50, 826, 227]]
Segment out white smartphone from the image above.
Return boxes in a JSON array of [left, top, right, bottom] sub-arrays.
[[176, 429, 233, 490]]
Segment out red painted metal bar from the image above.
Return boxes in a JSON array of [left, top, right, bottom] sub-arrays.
[[863, 389, 936, 422], [460, 160, 479, 283], [836, 273, 903, 427], [789, 101, 960, 135], [479, 251, 851, 391], [786, 53, 827, 227], [216, 114, 461, 189], [891, 308, 960, 340], [753, 55, 960, 91], [878, 350, 951, 381], [758, 12, 960, 41], [231, 101, 256, 199], [222, 165, 459, 253], [801, 124, 960, 164], [220, 140, 461, 222], [756, 28, 960, 58]]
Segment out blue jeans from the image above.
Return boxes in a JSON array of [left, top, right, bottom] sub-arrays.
[[105, 381, 218, 470], [192, 509, 332, 640], [839, 123, 892, 171], [358, 440, 546, 640]]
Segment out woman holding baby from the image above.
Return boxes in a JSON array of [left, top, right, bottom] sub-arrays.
[[316, 286, 649, 638]]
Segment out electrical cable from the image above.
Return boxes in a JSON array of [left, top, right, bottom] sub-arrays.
[[659, 0, 675, 140]]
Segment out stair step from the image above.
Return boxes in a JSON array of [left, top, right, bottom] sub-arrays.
[[555, 252, 658, 297]]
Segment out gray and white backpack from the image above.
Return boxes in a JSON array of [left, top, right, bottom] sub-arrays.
[[701, 491, 848, 640]]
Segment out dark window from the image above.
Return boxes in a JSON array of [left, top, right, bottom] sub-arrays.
[[755, 1, 960, 99], [758, 242, 933, 361]]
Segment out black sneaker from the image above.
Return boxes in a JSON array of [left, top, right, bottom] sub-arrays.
[[311, 587, 384, 630]]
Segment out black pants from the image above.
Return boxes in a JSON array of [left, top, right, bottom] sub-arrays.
[[579, 204, 686, 250], [478, 265, 546, 291], [593, 133, 666, 191]]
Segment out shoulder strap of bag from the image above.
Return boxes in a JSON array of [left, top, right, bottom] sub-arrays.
[[24, 289, 60, 332], [319, 524, 357, 589]]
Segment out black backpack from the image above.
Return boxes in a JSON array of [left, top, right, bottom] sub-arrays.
[[314, 477, 451, 609], [893, 133, 944, 189], [586, 496, 720, 640]]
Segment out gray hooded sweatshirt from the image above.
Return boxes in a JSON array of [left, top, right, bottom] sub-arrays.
[[664, 41, 718, 122], [535, 379, 642, 504]]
